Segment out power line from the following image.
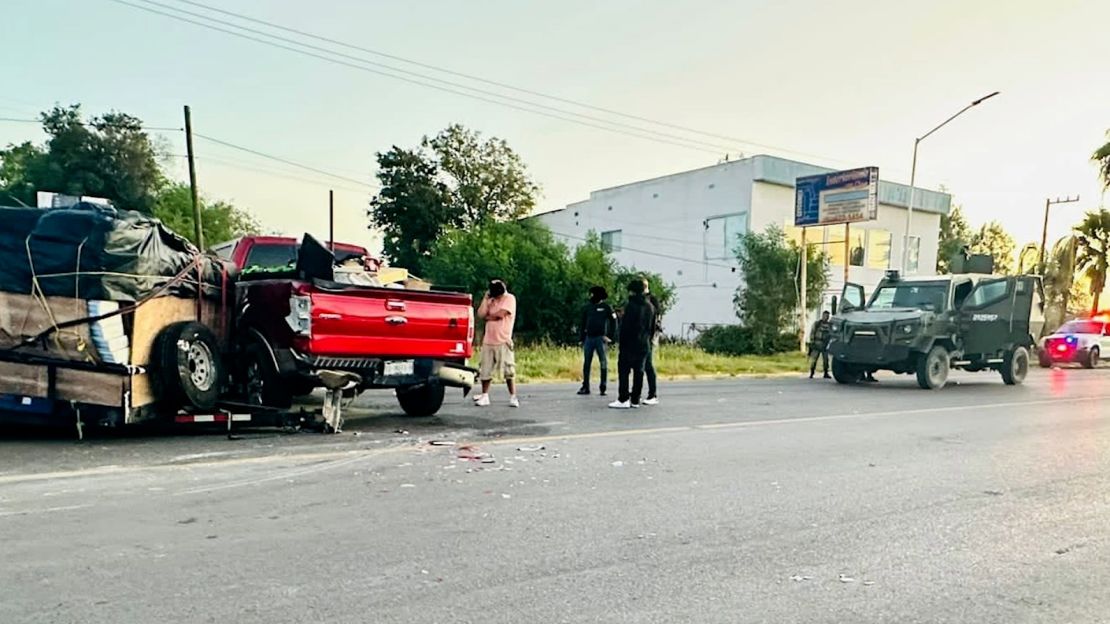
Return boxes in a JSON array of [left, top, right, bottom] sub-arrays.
[[167, 0, 848, 164], [168, 153, 372, 194], [108, 0, 737, 155], [0, 116, 182, 132], [192, 132, 377, 189], [547, 228, 738, 271]]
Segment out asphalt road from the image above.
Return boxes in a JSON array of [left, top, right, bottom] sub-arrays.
[[3, 367, 1110, 623]]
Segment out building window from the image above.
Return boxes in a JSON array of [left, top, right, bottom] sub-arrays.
[[906, 236, 921, 273], [826, 226, 846, 266], [849, 229, 865, 267], [705, 213, 747, 260], [867, 230, 892, 269], [601, 229, 622, 252]]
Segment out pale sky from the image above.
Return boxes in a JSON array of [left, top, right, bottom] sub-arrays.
[[3, 0, 1108, 255]]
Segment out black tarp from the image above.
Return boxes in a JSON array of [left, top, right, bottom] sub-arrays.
[[0, 203, 234, 302]]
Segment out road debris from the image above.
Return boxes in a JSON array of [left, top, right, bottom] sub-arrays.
[[394, 429, 410, 435], [862, 580, 876, 586], [517, 444, 545, 452], [611, 461, 624, 467], [838, 574, 856, 583], [400, 483, 416, 488], [501, 493, 512, 499], [428, 440, 456, 446], [790, 575, 813, 582]]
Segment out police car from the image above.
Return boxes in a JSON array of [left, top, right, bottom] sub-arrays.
[[1038, 316, 1110, 368]]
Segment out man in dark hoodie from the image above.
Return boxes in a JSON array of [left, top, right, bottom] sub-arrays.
[[610, 278, 655, 410], [578, 286, 616, 396]]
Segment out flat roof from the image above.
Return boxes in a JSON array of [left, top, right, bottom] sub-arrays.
[[547, 154, 951, 216]]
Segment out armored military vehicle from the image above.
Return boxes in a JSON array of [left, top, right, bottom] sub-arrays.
[[828, 264, 1045, 389]]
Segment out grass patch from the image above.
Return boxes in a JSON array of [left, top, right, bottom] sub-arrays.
[[473, 343, 806, 383]]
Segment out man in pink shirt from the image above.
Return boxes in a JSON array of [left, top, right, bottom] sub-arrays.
[[474, 279, 519, 407]]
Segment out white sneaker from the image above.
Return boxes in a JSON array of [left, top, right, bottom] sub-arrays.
[[473, 393, 484, 403], [475, 394, 491, 407], [608, 400, 631, 409], [642, 397, 659, 406], [630, 402, 641, 409], [509, 396, 520, 408]]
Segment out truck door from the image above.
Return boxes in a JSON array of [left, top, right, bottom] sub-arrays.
[[958, 277, 1016, 357], [839, 282, 866, 313]]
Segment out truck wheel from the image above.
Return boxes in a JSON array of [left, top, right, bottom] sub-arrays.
[[396, 384, 445, 417], [152, 321, 223, 410], [1082, 347, 1100, 369], [244, 342, 292, 409], [831, 359, 861, 384], [1001, 346, 1030, 385], [916, 345, 949, 390]]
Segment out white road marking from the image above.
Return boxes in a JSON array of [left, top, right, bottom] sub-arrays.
[[0, 504, 93, 518]]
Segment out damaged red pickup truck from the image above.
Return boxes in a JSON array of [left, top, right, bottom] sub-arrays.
[[0, 205, 475, 429], [224, 235, 477, 416]]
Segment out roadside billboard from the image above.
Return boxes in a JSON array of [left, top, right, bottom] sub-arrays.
[[794, 166, 879, 227]]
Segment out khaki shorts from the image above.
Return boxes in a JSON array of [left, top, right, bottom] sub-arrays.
[[479, 343, 516, 381]]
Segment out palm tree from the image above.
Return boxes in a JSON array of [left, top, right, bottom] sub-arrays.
[[1075, 209, 1110, 313], [1094, 132, 1110, 188]]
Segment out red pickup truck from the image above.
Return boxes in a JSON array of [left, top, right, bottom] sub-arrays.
[[216, 235, 477, 416]]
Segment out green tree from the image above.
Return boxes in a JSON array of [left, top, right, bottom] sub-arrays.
[[368, 125, 539, 273], [969, 221, 1016, 275], [367, 146, 452, 273], [1075, 208, 1110, 313], [0, 105, 165, 213], [426, 124, 539, 224], [937, 205, 973, 273], [422, 222, 672, 343], [733, 225, 829, 352], [152, 182, 260, 247]]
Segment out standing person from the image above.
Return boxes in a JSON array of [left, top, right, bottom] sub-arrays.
[[808, 310, 832, 379], [642, 284, 663, 405], [609, 278, 655, 410], [474, 279, 519, 407], [578, 286, 616, 396]]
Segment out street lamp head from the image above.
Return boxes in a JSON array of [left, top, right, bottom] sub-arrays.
[[971, 91, 1001, 106]]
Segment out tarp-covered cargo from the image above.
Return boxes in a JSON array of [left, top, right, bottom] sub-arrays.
[[0, 203, 234, 302]]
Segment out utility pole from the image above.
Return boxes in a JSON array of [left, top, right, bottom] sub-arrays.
[[799, 227, 808, 352], [183, 105, 203, 250], [1038, 195, 1080, 275], [328, 190, 335, 253]]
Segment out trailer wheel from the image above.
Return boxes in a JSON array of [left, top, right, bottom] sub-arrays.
[[396, 383, 445, 417], [244, 342, 292, 409], [152, 321, 223, 410]]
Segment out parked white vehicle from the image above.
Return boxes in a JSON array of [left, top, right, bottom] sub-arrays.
[[1038, 317, 1110, 368]]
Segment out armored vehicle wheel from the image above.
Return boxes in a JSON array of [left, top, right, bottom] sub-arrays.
[[831, 359, 862, 384], [1001, 346, 1030, 385], [916, 345, 950, 390]]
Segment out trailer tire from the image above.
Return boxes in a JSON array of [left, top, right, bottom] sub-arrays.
[[396, 383, 445, 417], [244, 342, 292, 409], [152, 321, 223, 411]]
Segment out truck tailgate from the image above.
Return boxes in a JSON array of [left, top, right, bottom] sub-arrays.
[[301, 284, 473, 359]]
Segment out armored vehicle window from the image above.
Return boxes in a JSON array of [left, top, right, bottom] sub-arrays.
[[965, 280, 1009, 308], [868, 281, 948, 311], [953, 280, 974, 308]]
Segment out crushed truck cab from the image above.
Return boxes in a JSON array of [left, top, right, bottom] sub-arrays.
[[828, 268, 1045, 389]]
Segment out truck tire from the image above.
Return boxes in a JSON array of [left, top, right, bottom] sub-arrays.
[[916, 345, 950, 390], [831, 359, 861, 384], [1082, 347, 1100, 369], [1001, 346, 1030, 385], [396, 383, 445, 417], [244, 342, 292, 409], [152, 321, 223, 410]]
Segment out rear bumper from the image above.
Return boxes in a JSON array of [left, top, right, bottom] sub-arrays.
[[1040, 346, 1088, 363], [285, 351, 477, 389]]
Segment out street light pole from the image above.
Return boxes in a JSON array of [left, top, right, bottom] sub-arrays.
[[901, 91, 1000, 273]]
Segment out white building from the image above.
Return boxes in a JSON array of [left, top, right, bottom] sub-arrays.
[[537, 154, 951, 338]]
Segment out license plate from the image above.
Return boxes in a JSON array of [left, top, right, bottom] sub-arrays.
[[384, 360, 414, 377]]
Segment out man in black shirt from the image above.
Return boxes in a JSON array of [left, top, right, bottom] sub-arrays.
[[578, 286, 616, 396], [610, 278, 655, 409]]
